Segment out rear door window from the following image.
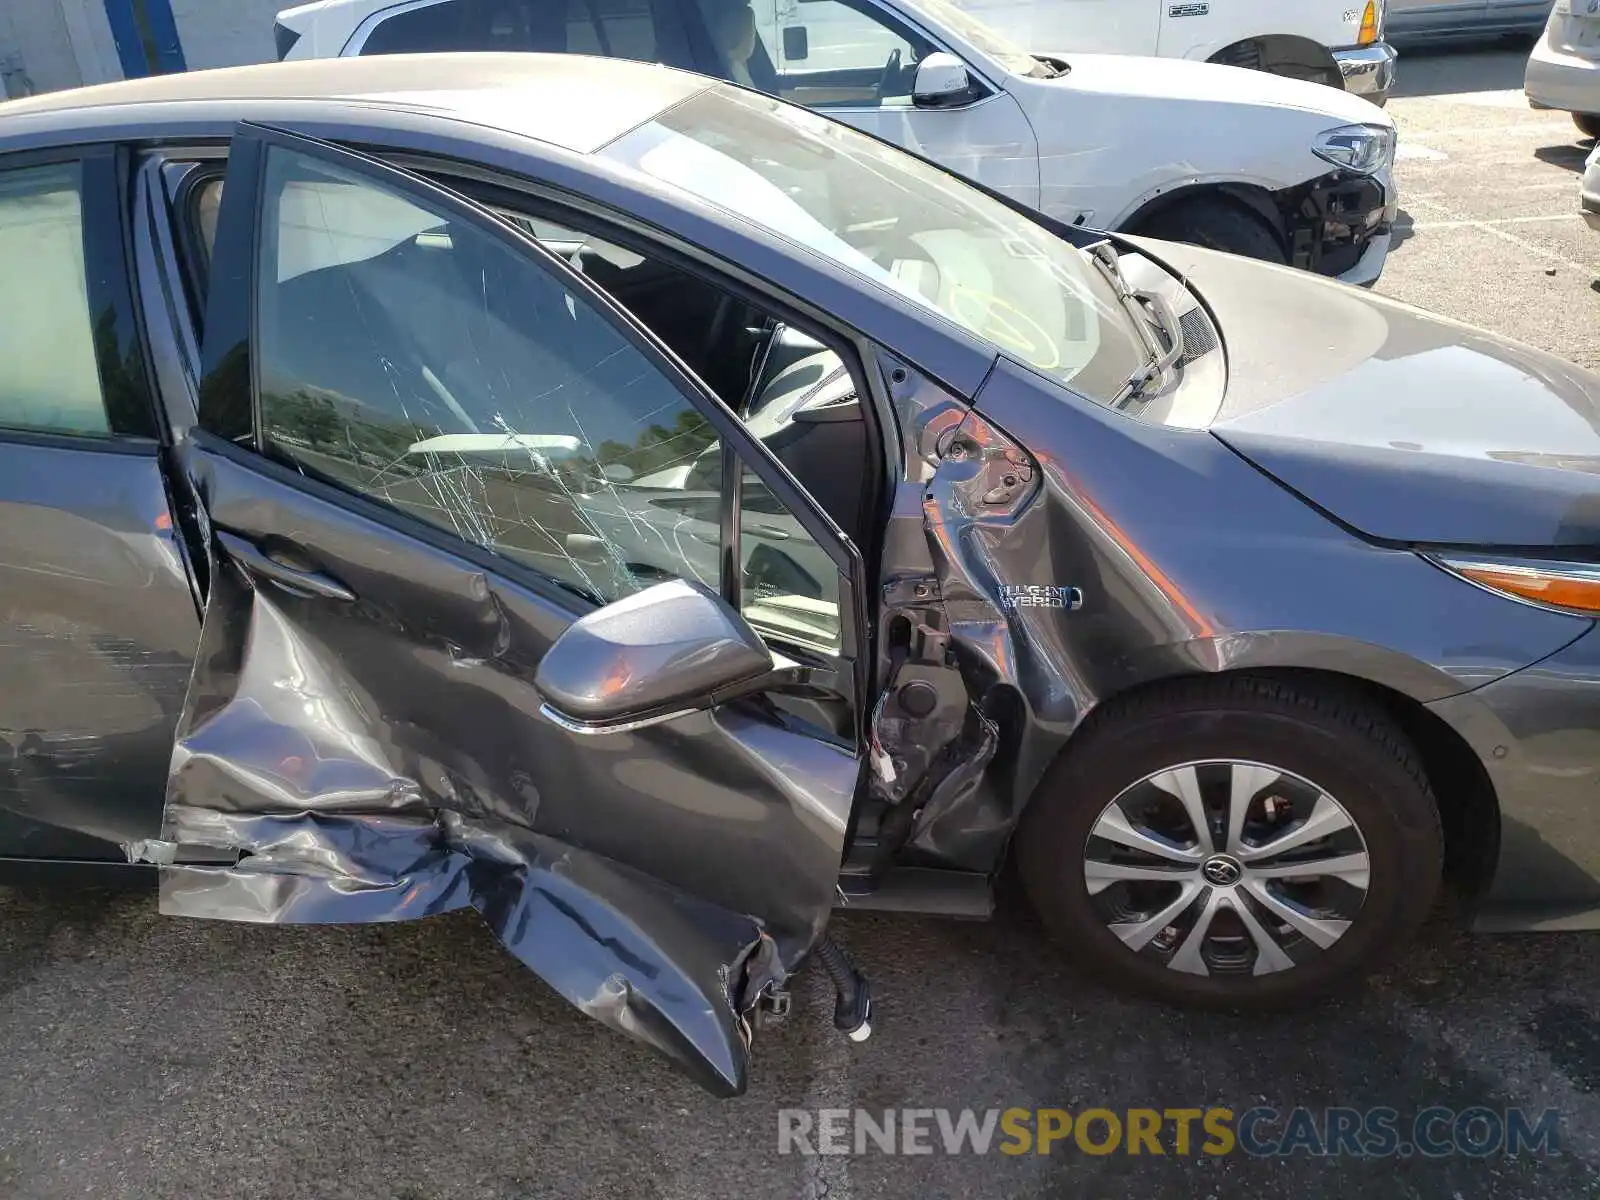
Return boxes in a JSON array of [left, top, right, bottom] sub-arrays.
[[0, 154, 154, 440], [0, 163, 107, 437]]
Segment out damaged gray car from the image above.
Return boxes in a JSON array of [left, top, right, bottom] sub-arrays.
[[7, 53, 1600, 1097]]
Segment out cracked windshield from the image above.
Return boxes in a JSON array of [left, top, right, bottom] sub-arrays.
[[602, 86, 1145, 400], [253, 145, 840, 653]]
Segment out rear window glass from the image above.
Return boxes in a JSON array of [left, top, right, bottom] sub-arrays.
[[0, 162, 111, 437]]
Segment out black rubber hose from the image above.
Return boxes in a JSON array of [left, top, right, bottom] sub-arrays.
[[815, 936, 854, 991], [815, 936, 872, 1038]]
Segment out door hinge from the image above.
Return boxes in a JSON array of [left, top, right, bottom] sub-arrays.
[[870, 576, 969, 804]]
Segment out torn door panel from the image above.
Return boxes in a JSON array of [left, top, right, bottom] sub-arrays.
[[162, 564, 766, 1094], [157, 442, 858, 1095], [162, 812, 763, 1094]]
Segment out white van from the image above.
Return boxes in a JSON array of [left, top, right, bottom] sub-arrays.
[[275, 0, 1400, 284]]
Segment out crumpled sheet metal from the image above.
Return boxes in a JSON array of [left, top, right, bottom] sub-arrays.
[[159, 561, 771, 1096], [879, 363, 1072, 870]]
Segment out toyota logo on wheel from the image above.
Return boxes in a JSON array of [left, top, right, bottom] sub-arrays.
[[1201, 856, 1244, 887]]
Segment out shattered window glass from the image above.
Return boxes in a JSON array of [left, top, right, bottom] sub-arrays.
[[255, 145, 723, 605]]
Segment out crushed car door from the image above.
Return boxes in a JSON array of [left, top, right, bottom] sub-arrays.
[[155, 123, 870, 1096]]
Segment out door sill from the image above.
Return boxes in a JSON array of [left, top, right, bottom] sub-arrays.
[[835, 866, 993, 919]]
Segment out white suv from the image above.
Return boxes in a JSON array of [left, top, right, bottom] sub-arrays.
[[274, 0, 1401, 284]]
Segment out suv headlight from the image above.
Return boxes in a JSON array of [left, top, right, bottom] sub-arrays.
[[1312, 124, 1396, 175]]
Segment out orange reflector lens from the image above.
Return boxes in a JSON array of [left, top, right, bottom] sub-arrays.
[[1452, 562, 1600, 614], [1359, 1, 1379, 44]]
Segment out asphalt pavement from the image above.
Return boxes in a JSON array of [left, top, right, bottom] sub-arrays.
[[4, 42, 1600, 1200], [1380, 46, 1600, 372]]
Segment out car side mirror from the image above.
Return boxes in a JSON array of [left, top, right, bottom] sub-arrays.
[[782, 25, 809, 62], [912, 51, 976, 109], [534, 579, 775, 734]]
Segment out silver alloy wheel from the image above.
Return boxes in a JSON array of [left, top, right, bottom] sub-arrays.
[[1082, 760, 1371, 977]]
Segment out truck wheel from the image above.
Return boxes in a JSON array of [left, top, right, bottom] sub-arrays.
[[1207, 40, 1339, 90], [1576, 113, 1600, 140], [1132, 196, 1288, 264], [1014, 676, 1444, 1010]]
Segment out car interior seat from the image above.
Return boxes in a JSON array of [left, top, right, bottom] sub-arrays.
[[741, 328, 870, 545], [700, 0, 771, 89]]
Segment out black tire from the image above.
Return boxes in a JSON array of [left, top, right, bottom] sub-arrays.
[[1015, 675, 1443, 1010], [1133, 196, 1288, 264], [1575, 113, 1600, 141]]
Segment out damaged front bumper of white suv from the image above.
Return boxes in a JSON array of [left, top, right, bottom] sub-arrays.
[[1271, 162, 1398, 286]]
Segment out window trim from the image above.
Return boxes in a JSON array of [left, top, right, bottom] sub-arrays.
[[763, 0, 936, 105], [196, 120, 868, 674], [825, 0, 1000, 98], [169, 158, 228, 317], [195, 132, 264, 447], [0, 144, 160, 444], [133, 149, 231, 443]]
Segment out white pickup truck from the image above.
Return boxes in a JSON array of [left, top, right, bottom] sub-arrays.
[[959, 0, 1396, 103]]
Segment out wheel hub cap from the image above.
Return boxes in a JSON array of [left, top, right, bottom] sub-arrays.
[[1082, 760, 1371, 978], [1201, 854, 1244, 887]]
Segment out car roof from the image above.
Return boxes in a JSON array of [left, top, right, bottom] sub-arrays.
[[0, 54, 709, 155]]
